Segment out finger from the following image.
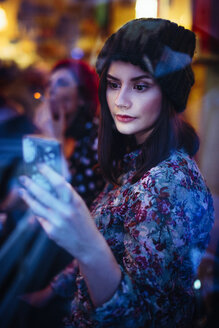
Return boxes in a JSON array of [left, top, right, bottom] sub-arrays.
[[19, 175, 73, 218], [53, 104, 66, 140], [37, 216, 54, 236], [37, 164, 73, 203], [18, 187, 62, 226], [37, 163, 65, 187], [19, 175, 66, 210], [19, 187, 49, 217]]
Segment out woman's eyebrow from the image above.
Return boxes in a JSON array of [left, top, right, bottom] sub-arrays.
[[106, 74, 120, 81], [107, 73, 153, 81], [131, 74, 152, 81]]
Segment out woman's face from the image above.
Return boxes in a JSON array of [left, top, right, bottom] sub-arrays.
[[48, 68, 80, 127], [106, 61, 162, 144]]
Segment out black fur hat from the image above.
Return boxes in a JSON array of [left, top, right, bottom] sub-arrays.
[[96, 18, 196, 113]]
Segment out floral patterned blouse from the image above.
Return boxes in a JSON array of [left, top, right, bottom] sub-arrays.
[[51, 148, 214, 328]]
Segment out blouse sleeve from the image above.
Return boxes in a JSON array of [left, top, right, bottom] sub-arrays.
[[92, 166, 214, 327], [50, 259, 79, 298]]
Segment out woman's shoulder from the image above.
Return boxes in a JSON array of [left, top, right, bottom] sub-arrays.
[[136, 148, 214, 223], [138, 149, 210, 196], [145, 149, 199, 179]]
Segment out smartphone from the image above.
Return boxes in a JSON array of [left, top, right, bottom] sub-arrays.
[[22, 134, 63, 195]]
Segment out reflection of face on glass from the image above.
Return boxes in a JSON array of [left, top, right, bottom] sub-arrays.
[[48, 68, 80, 128]]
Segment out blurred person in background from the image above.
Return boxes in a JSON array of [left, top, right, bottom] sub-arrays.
[[34, 58, 105, 208]]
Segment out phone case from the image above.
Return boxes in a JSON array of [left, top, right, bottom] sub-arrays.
[[22, 134, 62, 194]]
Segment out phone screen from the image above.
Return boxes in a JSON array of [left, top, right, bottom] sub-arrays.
[[22, 134, 62, 194]]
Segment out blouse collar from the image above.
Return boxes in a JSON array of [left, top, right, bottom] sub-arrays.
[[123, 148, 142, 172]]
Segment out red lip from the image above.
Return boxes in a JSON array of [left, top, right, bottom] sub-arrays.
[[116, 115, 136, 122]]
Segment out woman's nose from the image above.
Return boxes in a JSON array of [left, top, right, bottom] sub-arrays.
[[115, 88, 131, 109]]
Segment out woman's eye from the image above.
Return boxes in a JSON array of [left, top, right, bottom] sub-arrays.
[[107, 81, 120, 89], [134, 84, 148, 91]]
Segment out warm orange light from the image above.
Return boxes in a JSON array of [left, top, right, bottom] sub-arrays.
[[34, 92, 42, 100], [0, 7, 8, 30]]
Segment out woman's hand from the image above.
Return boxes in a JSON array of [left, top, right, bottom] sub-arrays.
[[19, 164, 121, 307], [47, 99, 66, 142], [18, 164, 100, 260]]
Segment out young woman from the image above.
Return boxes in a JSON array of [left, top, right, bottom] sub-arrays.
[[19, 18, 214, 328]]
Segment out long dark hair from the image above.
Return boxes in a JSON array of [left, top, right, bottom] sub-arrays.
[[98, 62, 199, 185]]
